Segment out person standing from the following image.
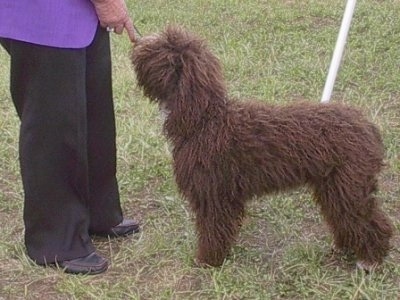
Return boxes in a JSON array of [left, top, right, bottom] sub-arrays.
[[0, 0, 140, 275]]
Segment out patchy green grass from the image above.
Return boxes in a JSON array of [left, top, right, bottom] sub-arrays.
[[1, 0, 399, 299]]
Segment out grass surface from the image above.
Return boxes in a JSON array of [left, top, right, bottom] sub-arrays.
[[0, 0, 399, 299]]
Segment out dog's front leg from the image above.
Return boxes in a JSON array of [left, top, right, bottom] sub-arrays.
[[193, 199, 244, 267]]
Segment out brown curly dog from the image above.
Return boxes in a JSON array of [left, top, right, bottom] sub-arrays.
[[131, 26, 393, 270]]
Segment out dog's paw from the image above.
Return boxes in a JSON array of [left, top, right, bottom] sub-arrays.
[[330, 243, 347, 256], [356, 260, 379, 274], [193, 258, 213, 268], [194, 257, 225, 268]]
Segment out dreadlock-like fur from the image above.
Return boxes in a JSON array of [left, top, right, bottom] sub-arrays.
[[131, 26, 393, 269]]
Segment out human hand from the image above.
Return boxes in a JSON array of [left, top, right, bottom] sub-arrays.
[[91, 0, 137, 42]]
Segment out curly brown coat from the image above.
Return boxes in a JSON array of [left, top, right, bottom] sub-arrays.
[[131, 26, 393, 269]]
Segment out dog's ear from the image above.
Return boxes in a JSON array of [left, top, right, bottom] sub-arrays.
[[164, 27, 227, 135]]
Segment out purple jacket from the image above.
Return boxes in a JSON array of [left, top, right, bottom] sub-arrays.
[[0, 0, 99, 48]]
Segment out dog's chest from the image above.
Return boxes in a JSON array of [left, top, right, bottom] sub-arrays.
[[159, 102, 171, 125]]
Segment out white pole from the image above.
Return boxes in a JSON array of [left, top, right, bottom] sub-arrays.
[[321, 0, 357, 103]]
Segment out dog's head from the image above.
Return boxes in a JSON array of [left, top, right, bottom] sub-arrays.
[[131, 26, 227, 117]]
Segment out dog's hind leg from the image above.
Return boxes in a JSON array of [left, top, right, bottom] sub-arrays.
[[313, 170, 393, 269], [353, 203, 393, 271], [193, 197, 245, 267]]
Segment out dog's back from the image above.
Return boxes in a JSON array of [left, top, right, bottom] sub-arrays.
[[179, 99, 385, 195]]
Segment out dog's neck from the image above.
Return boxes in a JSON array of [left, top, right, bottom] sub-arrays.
[[157, 95, 232, 142]]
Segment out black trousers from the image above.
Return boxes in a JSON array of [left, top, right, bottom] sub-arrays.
[[0, 26, 123, 264]]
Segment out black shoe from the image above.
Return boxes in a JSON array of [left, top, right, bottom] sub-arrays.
[[90, 219, 140, 238], [58, 252, 108, 275]]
